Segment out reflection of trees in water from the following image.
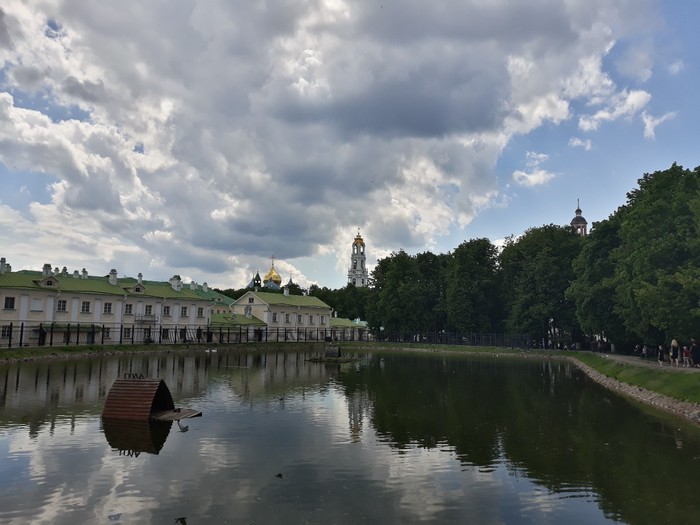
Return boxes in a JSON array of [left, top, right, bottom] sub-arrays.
[[335, 353, 700, 525]]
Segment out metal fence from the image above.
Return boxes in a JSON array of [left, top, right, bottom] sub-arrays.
[[2, 322, 529, 349], [0, 322, 375, 348]]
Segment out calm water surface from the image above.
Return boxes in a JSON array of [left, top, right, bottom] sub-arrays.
[[1, 349, 699, 524]]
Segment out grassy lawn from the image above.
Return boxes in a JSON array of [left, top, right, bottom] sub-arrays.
[[563, 351, 700, 404]]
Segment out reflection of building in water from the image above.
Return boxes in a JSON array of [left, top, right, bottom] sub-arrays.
[[223, 351, 339, 401], [0, 353, 214, 432], [346, 390, 370, 443]]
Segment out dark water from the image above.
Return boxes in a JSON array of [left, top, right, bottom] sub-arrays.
[[0, 349, 699, 524]]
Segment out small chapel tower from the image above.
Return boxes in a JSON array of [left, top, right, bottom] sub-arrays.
[[570, 200, 588, 237], [347, 229, 369, 287]]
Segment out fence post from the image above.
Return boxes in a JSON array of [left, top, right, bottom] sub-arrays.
[[49, 322, 54, 347], [18, 322, 24, 348]]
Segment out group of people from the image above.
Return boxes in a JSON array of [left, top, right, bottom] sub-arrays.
[[638, 339, 700, 367]]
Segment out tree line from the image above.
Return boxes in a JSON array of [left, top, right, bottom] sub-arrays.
[[219, 164, 700, 350]]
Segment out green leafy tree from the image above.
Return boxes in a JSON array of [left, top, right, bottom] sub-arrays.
[[500, 225, 582, 344], [445, 238, 500, 333], [611, 164, 700, 342]]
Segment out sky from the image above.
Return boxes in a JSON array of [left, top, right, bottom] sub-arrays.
[[0, 1, 698, 290]]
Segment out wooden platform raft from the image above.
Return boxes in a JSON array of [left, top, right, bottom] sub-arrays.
[[102, 378, 202, 422]]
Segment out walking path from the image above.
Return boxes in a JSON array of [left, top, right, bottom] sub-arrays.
[[602, 353, 700, 372]]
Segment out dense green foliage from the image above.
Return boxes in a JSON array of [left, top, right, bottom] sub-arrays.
[[219, 163, 700, 350]]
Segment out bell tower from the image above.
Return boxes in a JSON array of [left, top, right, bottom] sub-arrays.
[[570, 199, 588, 237], [347, 229, 369, 287]]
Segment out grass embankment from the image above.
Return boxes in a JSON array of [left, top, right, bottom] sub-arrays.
[[564, 351, 700, 405]]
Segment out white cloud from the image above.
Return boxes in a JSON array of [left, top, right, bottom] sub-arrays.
[[0, 0, 664, 287], [667, 60, 684, 75], [512, 169, 555, 187], [568, 137, 592, 150], [641, 110, 677, 139], [512, 151, 555, 187], [578, 89, 651, 131]]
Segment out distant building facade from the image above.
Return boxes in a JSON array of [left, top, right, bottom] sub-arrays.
[[347, 230, 369, 287], [0, 257, 221, 347]]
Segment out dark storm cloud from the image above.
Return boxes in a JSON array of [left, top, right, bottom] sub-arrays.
[[61, 76, 107, 103], [0, 8, 13, 50]]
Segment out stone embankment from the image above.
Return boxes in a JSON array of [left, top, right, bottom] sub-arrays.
[[567, 355, 700, 426]]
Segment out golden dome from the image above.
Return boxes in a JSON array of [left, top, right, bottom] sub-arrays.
[[353, 230, 365, 246], [263, 261, 282, 285]]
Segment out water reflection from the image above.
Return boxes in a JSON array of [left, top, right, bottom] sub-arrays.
[[102, 418, 172, 456], [0, 349, 699, 524]]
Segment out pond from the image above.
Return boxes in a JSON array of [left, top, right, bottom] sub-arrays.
[[1, 348, 699, 524]]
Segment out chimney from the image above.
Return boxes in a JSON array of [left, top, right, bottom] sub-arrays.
[[61, 266, 68, 276], [190, 281, 196, 291], [73, 270, 80, 278], [109, 269, 118, 286], [170, 275, 182, 291], [54, 267, 60, 276], [82, 268, 88, 279], [42, 263, 52, 277], [202, 282, 208, 293], [283, 286, 289, 297], [0, 257, 5, 274], [137, 272, 143, 285]]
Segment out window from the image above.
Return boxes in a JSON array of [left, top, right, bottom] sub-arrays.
[[123, 327, 132, 338], [124, 304, 133, 315], [103, 302, 112, 314], [180, 306, 188, 317], [145, 305, 153, 316], [163, 305, 171, 317], [272, 313, 278, 323], [134, 286, 142, 293], [162, 328, 169, 339], [57, 299, 67, 312], [309, 315, 314, 325], [320, 315, 326, 325], [285, 314, 290, 324], [197, 307, 204, 317], [3, 297, 15, 309], [1, 325, 11, 338], [244, 305, 252, 317], [248, 297, 254, 303], [297, 314, 303, 324], [180, 328, 187, 340], [104, 328, 111, 339], [46, 279, 54, 286], [31, 298, 43, 311], [144, 327, 151, 340], [81, 301, 90, 313]]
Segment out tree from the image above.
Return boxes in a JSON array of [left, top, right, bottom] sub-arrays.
[[445, 238, 500, 333], [500, 225, 583, 345], [611, 164, 700, 342]]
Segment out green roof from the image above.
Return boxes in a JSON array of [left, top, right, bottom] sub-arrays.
[[0, 271, 208, 301], [237, 291, 331, 309], [331, 317, 363, 328], [210, 312, 265, 327]]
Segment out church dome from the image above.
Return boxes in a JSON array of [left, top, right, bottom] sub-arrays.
[[263, 263, 282, 286], [353, 231, 365, 246]]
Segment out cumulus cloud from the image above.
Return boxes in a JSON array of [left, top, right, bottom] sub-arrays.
[[667, 60, 684, 75], [0, 0, 663, 287], [641, 110, 677, 139], [512, 151, 555, 187], [578, 89, 651, 131], [568, 137, 592, 150]]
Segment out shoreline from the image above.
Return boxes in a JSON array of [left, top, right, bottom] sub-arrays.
[[2, 343, 699, 426]]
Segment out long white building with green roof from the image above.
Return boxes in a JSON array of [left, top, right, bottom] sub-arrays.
[[0, 257, 219, 347]]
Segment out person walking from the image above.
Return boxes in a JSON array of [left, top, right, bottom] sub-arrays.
[[657, 344, 666, 366], [670, 339, 680, 367], [691, 339, 699, 368], [682, 345, 691, 368]]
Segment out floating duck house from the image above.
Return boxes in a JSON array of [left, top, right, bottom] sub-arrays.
[[102, 378, 201, 421]]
